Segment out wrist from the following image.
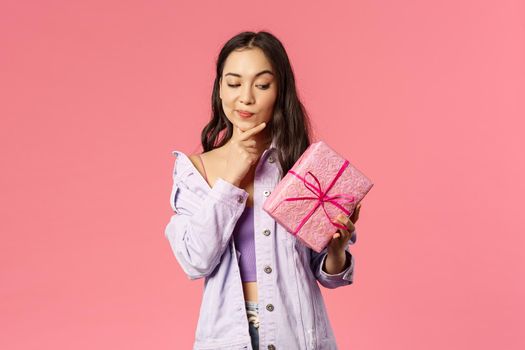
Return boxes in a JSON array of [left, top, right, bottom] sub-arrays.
[[327, 247, 346, 260], [324, 249, 348, 274], [222, 175, 241, 187]]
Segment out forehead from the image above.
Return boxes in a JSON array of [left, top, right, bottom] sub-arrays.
[[223, 48, 273, 78]]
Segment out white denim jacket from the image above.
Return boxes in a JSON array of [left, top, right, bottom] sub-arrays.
[[164, 142, 356, 350]]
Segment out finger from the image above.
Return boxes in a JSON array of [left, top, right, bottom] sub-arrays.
[[232, 124, 258, 141], [335, 214, 353, 235], [232, 125, 244, 139], [333, 233, 340, 239], [241, 139, 257, 148], [238, 122, 267, 141], [341, 214, 355, 232], [337, 213, 347, 224], [351, 205, 361, 222], [335, 227, 350, 244]]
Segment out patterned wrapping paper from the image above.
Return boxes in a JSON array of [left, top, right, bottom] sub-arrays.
[[263, 141, 374, 253]]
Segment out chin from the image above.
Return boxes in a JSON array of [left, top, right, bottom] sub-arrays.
[[236, 118, 257, 127]]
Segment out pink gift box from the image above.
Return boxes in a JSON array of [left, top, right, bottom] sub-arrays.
[[263, 141, 374, 253]]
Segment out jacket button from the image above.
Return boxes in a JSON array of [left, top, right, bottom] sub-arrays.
[[268, 344, 276, 349], [237, 195, 244, 203], [268, 156, 275, 163], [264, 265, 272, 273], [263, 229, 271, 236], [263, 190, 271, 197], [266, 304, 274, 312]]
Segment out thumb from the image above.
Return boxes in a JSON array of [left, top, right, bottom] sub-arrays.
[[231, 125, 242, 140]]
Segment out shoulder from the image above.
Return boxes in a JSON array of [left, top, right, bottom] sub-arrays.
[[170, 150, 207, 214], [171, 147, 228, 187], [188, 154, 204, 175], [171, 149, 220, 192], [171, 150, 191, 180], [171, 150, 205, 180], [190, 149, 225, 180]]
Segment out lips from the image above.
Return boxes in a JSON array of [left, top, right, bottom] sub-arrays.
[[237, 110, 254, 118]]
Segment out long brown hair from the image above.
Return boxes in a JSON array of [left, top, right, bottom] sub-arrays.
[[201, 31, 313, 178]]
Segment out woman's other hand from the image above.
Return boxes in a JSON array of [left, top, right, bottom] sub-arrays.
[[327, 203, 361, 256]]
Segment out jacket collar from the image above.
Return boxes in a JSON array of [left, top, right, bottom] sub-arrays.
[[267, 137, 277, 151], [262, 137, 277, 158]]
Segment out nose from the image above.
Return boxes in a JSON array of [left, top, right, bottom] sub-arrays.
[[239, 84, 255, 105]]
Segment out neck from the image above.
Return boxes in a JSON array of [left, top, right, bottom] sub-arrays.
[[226, 130, 272, 156]]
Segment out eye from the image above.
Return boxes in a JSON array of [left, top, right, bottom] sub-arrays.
[[226, 83, 271, 90]]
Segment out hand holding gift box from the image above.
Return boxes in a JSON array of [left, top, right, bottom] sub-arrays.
[[263, 141, 374, 253]]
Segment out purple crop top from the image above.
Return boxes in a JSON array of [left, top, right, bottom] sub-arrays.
[[198, 155, 257, 282], [232, 206, 256, 282]]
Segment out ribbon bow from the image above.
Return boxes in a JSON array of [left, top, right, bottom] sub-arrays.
[[277, 160, 356, 235]]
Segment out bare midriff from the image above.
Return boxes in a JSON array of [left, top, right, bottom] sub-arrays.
[[243, 282, 258, 303]]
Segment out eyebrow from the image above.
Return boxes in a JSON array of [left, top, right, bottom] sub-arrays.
[[224, 70, 274, 78]]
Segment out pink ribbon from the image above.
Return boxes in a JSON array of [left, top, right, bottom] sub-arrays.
[[276, 160, 356, 235]]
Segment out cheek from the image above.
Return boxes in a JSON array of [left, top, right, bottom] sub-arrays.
[[260, 92, 277, 109], [220, 92, 236, 109]]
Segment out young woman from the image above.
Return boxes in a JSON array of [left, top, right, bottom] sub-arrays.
[[165, 31, 361, 350]]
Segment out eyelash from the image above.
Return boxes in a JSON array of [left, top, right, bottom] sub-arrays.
[[227, 83, 271, 90]]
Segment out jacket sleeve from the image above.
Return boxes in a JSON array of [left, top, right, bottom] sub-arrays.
[[310, 229, 357, 289], [164, 155, 249, 280]]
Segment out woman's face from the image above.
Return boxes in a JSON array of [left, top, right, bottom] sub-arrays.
[[219, 47, 278, 132]]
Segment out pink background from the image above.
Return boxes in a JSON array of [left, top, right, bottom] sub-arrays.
[[1, 1, 524, 349]]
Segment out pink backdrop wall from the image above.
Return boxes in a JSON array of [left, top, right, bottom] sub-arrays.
[[1, 0, 524, 349]]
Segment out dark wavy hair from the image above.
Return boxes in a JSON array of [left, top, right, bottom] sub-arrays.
[[200, 30, 313, 178]]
